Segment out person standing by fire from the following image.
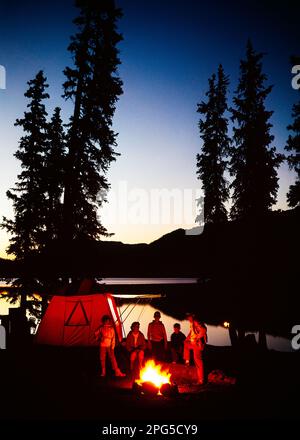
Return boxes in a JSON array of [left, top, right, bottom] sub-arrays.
[[147, 311, 168, 361], [184, 313, 207, 385], [95, 315, 126, 377]]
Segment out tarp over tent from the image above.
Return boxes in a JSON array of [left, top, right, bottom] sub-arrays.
[[36, 288, 123, 346]]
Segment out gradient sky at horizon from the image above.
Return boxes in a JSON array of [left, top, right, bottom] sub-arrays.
[[0, 0, 299, 258]]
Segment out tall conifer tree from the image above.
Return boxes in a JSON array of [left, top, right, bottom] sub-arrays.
[[1, 71, 49, 314], [229, 41, 283, 219], [43, 107, 66, 243], [285, 55, 300, 209], [62, 0, 123, 241], [197, 65, 230, 224]]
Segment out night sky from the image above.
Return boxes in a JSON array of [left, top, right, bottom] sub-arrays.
[[0, 0, 299, 257]]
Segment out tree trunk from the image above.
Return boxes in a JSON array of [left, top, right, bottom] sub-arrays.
[[238, 327, 245, 343], [41, 295, 49, 318], [19, 291, 27, 317], [229, 325, 239, 347], [258, 329, 268, 350]]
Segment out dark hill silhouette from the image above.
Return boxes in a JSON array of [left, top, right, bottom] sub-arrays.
[[0, 208, 298, 281], [150, 227, 187, 245]]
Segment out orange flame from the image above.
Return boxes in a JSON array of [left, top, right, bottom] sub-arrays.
[[136, 360, 171, 389], [223, 321, 230, 328]]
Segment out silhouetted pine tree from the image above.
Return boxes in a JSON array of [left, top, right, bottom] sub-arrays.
[[197, 65, 230, 224], [229, 41, 283, 219], [1, 71, 49, 315], [43, 107, 66, 243], [62, 0, 123, 242], [285, 57, 300, 207]]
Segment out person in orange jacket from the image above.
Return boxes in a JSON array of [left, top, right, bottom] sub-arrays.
[[184, 313, 207, 384]]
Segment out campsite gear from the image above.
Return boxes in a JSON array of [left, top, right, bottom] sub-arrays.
[[36, 291, 122, 346], [207, 369, 236, 385]]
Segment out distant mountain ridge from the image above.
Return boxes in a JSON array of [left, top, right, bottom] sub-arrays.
[[0, 207, 298, 280]]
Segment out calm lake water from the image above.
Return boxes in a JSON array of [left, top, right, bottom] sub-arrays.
[[118, 303, 292, 352], [0, 277, 292, 352], [99, 278, 198, 285]]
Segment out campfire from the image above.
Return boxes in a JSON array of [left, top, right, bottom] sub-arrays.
[[133, 360, 178, 397], [137, 360, 171, 389]]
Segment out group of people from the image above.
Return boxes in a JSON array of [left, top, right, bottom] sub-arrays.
[[95, 311, 208, 385]]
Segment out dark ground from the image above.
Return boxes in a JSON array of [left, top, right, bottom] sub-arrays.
[[0, 343, 299, 439]]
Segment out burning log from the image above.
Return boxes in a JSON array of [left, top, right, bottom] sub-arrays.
[[160, 382, 178, 397], [141, 381, 160, 396]]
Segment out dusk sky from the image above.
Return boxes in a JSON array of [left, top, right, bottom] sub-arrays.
[[0, 0, 299, 257]]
